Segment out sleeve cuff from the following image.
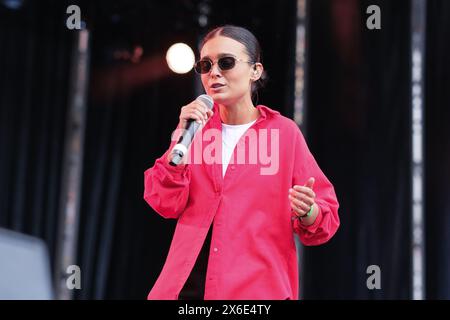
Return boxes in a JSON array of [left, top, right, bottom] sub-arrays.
[[295, 203, 323, 231], [159, 154, 189, 174], [159, 135, 190, 174]]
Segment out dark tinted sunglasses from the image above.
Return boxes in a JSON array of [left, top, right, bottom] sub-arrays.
[[194, 56, 255, 74]]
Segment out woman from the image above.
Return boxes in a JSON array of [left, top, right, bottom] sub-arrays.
[[144, 25, 340, 300]]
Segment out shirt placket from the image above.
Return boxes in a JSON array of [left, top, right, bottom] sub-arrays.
[[204, 106, 267, 299]]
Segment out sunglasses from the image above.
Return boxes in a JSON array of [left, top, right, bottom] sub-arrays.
[[194, 56, 255, 74]]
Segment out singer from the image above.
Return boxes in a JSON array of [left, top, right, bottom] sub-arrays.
[[143, 25, 340, 300]]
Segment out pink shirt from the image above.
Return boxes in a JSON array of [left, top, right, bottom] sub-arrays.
[[143, 104, 340, 300]]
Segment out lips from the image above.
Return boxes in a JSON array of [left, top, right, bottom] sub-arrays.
[[210, 83, 225, 89]]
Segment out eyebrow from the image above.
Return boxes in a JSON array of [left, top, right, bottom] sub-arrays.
[[200, 53, 236, 60]]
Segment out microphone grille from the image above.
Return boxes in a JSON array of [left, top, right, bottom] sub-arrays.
[[197, 94, 214, 110]]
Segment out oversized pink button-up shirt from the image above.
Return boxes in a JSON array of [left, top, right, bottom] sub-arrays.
[[144, 104, 340, 300]]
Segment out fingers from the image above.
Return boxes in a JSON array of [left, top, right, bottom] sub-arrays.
[[195, 100, 208, 112], [304, 177, 315, 189], [191, 108, 206, 124], [289, 194, 314, 207], [291, 192, 314, 207], [289, 183, 315, 216], [194, 101, 214, 122], [180, 101, 214, 125], [291, 185, 315, 199], [180, 107, 204, 125], [290, 195, 311, 210], [289, 199, 309, 216]]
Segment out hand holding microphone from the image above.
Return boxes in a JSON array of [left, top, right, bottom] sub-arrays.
[[168, 94, 214, 166], [178, 95, 214, 129]]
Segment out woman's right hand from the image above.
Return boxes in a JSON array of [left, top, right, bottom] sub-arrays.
[[178, 99, 214, 129], [167, 99, 214, 165]]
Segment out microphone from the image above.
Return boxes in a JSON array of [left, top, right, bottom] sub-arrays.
[[169, 94, 214, 166]]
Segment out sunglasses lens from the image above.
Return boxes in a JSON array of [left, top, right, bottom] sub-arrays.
[[195, 60, 211, 74], [194, 57, 237, 73], [218, 57, 236, 70]]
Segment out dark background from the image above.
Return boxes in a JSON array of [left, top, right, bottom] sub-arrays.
[[0, 0, 448, 299]]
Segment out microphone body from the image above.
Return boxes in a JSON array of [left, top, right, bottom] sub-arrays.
[[169, 94, 214, 166]]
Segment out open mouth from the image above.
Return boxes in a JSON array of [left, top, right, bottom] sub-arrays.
[[211, 83, 225, 89]]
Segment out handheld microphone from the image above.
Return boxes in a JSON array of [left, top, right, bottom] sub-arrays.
[[169, 94, 214, 166]]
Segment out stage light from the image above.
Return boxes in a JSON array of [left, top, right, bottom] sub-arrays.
[[166, 43, 195, 74]]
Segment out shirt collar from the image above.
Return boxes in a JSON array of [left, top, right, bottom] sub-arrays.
[[255, 105, 280, 120], [211, 104, 279, 127]]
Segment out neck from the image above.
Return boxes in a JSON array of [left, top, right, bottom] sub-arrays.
[[219, 96, 259, 125]]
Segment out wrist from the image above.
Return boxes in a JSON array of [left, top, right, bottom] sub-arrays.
[[299, 203, 315, 222]]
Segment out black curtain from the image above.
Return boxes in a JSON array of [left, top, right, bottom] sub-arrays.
[[304, 0, 412, 299], [304, 0, 450, 299], [425, 0, 450, 300], [0, 0, 72, 268]]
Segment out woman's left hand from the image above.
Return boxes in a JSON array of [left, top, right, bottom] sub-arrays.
[[289, 177, 315, 217]]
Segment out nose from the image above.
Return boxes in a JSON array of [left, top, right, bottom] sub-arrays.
[[209, 62, 222, 78]]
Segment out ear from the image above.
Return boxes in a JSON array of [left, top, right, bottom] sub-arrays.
[[251, 63, 264, 81]]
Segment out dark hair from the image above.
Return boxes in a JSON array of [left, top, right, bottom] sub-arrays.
[[200, 25, 268, 102]]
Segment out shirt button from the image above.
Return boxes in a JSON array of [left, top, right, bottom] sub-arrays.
[[231, 165, 235, 170], [213, 247, 218, 252]]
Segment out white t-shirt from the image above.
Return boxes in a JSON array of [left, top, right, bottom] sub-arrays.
[[221, 119, 257, 177]]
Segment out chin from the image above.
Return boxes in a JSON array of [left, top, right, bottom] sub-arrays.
[[208, 92, 229, 104]]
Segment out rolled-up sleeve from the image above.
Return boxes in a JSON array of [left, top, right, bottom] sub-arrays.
[[143, 125, 191, 219], [291, 128, 340, 246]]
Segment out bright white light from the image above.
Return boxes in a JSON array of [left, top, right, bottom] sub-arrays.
[[166, 43, 195, 74]]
